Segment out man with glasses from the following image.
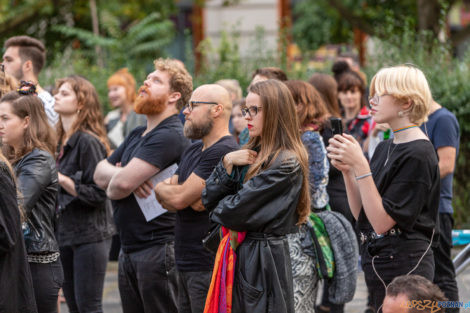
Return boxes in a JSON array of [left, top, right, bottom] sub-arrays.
[[154, 84, 239, 313], [94, 58, 192, 313]]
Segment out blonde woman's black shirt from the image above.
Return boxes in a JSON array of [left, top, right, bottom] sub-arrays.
[[357, 139, 440, 242]]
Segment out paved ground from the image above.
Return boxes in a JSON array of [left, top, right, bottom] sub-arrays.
[[60, 253, 470, 313]]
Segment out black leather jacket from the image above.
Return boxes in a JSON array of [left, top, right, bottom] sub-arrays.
[[15, 148, 59, 254], [202, 151, 301, 313]]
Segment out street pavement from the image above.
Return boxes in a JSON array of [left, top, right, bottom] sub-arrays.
[[60, 255, 470, 313]]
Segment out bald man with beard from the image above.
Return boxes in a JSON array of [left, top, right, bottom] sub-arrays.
[[154, 84, 239, 313]]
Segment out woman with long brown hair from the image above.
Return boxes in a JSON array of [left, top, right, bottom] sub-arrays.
[[0, 87, 63, 313], [202, 79, 310, 313], [54, 75, 115, 313]]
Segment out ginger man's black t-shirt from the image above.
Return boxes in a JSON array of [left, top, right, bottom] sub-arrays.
[[108, 115, 190, 253]]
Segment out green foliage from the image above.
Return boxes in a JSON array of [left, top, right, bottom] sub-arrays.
[[365, 26, 470, 227], [39, 48, 120, 113], [52, 12, 174, 71], [192, 26, 278, 93], [292, 0, 353, 52]]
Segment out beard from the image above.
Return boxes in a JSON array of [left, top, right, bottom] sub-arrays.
[[134, 86, 167, 115], [184, 115, 214, 139]]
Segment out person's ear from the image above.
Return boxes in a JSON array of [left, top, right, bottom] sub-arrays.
[[168, 91, 181, 105], [212, 104, 224, 117], [22, 115, 30, 129], [401, 99, 412, 110], [22, 60, 33, 75]]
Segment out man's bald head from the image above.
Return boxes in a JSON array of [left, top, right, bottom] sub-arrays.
[[192, 84, 232, 119]]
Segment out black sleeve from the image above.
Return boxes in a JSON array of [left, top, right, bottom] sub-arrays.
[[108, 131, 130, 165], [203, 157, 302, 232], [74, 136, 107, 207], [201, 161, 240, 210], [381, 156, 436, 232], [0, 166, 20, 254], [194, 143, 237, 180], [135, 129, 185, 170], [16, 152, 54, 214]]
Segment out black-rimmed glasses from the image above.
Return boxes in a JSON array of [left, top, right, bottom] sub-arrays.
[[186, 101, 218, 112], [241, 106, 262, 117]]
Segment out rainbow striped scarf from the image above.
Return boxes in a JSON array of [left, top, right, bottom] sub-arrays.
[[203, 227, 246, 313]]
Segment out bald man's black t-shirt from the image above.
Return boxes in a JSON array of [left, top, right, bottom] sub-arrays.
[[174, 135, 238, 272]]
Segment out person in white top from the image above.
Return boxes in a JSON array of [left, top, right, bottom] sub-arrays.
[[2, 35, 58, 126]]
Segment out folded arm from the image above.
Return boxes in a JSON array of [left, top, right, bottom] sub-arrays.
[[106, 157, 159, 200], [155, 173, 206, 211]]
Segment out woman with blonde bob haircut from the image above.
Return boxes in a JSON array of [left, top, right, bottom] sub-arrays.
[[327, 65, 440, 312], [202, 79, 310, 313]]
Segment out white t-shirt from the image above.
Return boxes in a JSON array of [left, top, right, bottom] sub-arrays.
[[37, 91, 59, 126]]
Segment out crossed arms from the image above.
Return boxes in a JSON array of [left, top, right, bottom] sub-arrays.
[[94, 158, 205, 212]]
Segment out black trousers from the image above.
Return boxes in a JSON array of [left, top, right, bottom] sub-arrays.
[[60, 239, 111, 313], [433, 213, 460, 313], [29, 259, 64, 313], [361, 236, 435, 313], [118, 242, 178, 313], [177, 270, 212, 313]]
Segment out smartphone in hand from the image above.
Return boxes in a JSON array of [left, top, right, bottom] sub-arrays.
[[330, 117, 343, 135]]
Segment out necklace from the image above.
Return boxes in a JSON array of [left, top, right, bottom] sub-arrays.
[[384, 141, 397, 167], [393, 125, 418, 133]]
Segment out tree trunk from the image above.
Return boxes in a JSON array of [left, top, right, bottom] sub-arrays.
[[416, 0, 441, 35], [89, 0, 104, 67]]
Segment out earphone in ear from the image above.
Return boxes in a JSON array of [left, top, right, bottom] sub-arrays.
[[398, 107, 412, 118]]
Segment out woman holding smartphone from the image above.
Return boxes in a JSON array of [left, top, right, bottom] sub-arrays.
[[327, 65, 439, 311], [202, 79, 310, 313]]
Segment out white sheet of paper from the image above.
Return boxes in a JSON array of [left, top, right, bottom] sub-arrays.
[[134, 163, 178, 222]]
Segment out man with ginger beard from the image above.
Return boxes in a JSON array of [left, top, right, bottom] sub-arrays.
[[152, 84, 238, 313], [93, 58, 192, 313]]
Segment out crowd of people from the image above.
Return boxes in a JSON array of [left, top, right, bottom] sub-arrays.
[[0, 34, 461, 313]]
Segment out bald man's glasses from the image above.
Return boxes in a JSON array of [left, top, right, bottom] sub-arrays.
[[186, 101, 218, 112]]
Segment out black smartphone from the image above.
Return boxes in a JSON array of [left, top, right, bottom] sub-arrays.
[[330, 117, 343, 135]]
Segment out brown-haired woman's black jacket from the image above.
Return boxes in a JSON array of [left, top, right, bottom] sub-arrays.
[[202, 151, 301, 313]]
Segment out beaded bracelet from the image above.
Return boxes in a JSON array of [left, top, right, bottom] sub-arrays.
[[355, 172, 372, 181]]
